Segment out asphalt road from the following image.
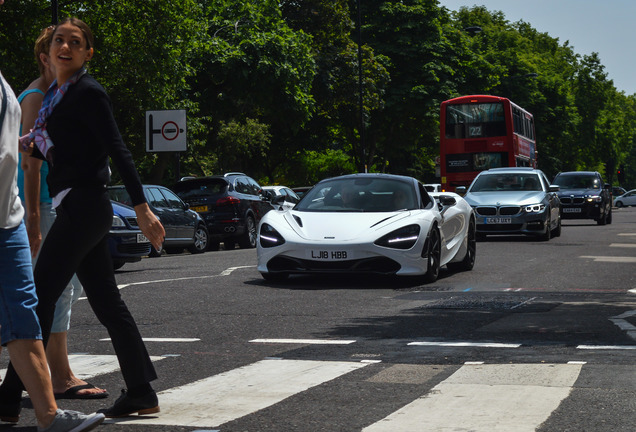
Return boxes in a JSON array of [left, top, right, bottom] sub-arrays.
[[3, 207, 635, 431]]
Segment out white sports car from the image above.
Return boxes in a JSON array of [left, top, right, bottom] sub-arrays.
[[257, 173, 476, 282]]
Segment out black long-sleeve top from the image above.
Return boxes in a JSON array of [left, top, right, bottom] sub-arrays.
[[32, 73, 146, 206]]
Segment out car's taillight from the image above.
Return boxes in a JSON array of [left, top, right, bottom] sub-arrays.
[[216, 196, 240, 206]]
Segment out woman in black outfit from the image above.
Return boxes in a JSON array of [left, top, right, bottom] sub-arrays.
[[0, 17, 166, 419]]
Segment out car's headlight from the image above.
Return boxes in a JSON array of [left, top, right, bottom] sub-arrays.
[[586, 195, 602, 202], [374, 224, 420, 249], [112, 215, 126, 228], [259, 223, 285, 248], [523, 204, 545, 213]]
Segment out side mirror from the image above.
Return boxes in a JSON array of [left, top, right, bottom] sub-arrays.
[[455, 186, 467, 195], [271, 195, 285, 205], [548, 185, 560, 192], [439, 195, 457, 206]]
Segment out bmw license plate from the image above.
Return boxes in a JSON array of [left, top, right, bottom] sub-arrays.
[[137, 233, 150, 243], [308, 250, 350, 260], [563, 208, 581, 213], [484, 217, 511, 224]]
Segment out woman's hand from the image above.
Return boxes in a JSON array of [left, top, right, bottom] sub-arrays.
[[134, 203, 165, 251], [19, 134, 34, 155]]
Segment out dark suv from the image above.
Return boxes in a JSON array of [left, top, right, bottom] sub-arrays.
[[552, 171, 612, 225], [173, 173, 273, 250]]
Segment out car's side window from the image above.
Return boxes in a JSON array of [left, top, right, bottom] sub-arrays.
[[161, 188, 185, 210], [235, 177, 249, 194], [147, 188, 168, 209], [247, 177, 261, 196]]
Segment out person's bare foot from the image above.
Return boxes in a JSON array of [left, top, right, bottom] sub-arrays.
[[53, 381, 109, 399]]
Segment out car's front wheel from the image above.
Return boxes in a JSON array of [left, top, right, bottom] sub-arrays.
[[551, 214, 562, 237], [423, 226, 441, 283], [188, 223, 209, 254], [447, 218, 476, 272], [615, 201, 624, 208]]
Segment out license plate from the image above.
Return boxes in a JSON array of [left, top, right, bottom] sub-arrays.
[[563, 208, 581, 213], [308, 250, 351, 260], [191, 205, 208, 212], [137, 233, 150, 243], [484, 217, 511, 224]]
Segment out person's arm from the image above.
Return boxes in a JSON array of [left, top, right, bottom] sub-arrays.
[[19, 91, 44, 256]]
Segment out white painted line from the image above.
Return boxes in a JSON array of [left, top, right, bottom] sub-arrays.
[[1, 354, 166, 382], [363, 363, 582, 432], [113, 358, 370, 427], [629, 289, 636, 295], [610, 243, 636, 248], [577, 345, 636, 350], [465, 361, 484, 365], [100, 338, 200, 343], [580, 256, 636, 263], [618, 233, 636, 236], [249, 338, 356, 345], [408, 341, 521, 348], [78, 266, 256, 300], [567, 361, 587, 365]]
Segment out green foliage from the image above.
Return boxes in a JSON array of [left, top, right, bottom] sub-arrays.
[[1, 0, 634, 189]]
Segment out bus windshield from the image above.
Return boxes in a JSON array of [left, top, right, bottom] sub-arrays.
[[445, 102, 506, 139]]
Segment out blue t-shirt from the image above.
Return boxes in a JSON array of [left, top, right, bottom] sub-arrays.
[[17, 88, 51, 204]]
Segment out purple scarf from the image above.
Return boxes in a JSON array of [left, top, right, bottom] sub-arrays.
[[29, 68, 86, 161]]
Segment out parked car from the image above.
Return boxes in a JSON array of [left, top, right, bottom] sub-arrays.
[[612, 186, 627, 199], [424, 183, 442, 193], [108, 185, 209, 255], [458, 167, 561, 241], [552, 171, 612, 225], [108, 200, 152, 270], [613, 189, 636, 207], [257, 173, 476, 282], [172, 173, 273, 250], [292, 186, 313, 199], [262, 186, 301, 211]]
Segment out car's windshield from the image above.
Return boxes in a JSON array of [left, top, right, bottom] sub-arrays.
[[470, 173, 542, 192], [553, 175, 600, 190], [296, 178, 418, 212], [107, 188, 133, 207], [172, 179, 228, 198]]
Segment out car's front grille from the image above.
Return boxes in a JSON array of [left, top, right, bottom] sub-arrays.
[[560, 197, 585, 205], [267, 256, 401, 274], [475, 206, 520, 216], [475, 207, 496, 216], [499, 206, 521, 215], [479, 224, 524, 232], [117, 243, 151, 255], [125, 217, 139, 228]]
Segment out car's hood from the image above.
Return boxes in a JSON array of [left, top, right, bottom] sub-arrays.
[[110, 200, 135, 217], [279, 210, 416, 241], [464, 191, 546, 206], [556, 188, 601, 196]]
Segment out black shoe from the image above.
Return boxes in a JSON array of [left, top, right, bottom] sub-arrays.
[[97, 389, 159, 418], [0, 402, 20, 423]]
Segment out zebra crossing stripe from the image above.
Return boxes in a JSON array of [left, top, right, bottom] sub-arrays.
[[362, 363, 582, 432], [113, 358, 370, 428], [0, 354, 166, 383]]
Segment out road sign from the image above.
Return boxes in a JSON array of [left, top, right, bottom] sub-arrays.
[[146, 110, 186, 152]]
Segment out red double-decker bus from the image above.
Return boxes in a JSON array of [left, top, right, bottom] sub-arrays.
[[439, 95, 537, 191]]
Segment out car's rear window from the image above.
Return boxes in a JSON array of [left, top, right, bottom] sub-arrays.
[[173, 179, 228, 198]]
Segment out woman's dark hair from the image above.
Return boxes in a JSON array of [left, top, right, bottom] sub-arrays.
[[54, 17, 94, 50]]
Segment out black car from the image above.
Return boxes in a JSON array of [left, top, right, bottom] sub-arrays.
[[108, 185, 209, 254], [552, 171, 612, 225], [108, 200, 152, 270], [172, 173, 273, 250]]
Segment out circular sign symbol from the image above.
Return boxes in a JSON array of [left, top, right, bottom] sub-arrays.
[[161, 121, 180, 141]]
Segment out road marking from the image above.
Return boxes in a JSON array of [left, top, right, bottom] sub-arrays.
[[609, 310, 636, 341], [0, 354, 166, 382], [610, 243, 636, 248], [580, 256, 636, 263], [408, 341, 521, 348], [362, 363, 582, 432], [111, 358, 370, 428], [618, 233, 636, 236], [100, 338, 200, 343], [250, 338, 356, 345], [577, 345, 636, 350]]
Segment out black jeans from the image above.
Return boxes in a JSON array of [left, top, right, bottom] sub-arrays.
[[0, 187, 156, 402]]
